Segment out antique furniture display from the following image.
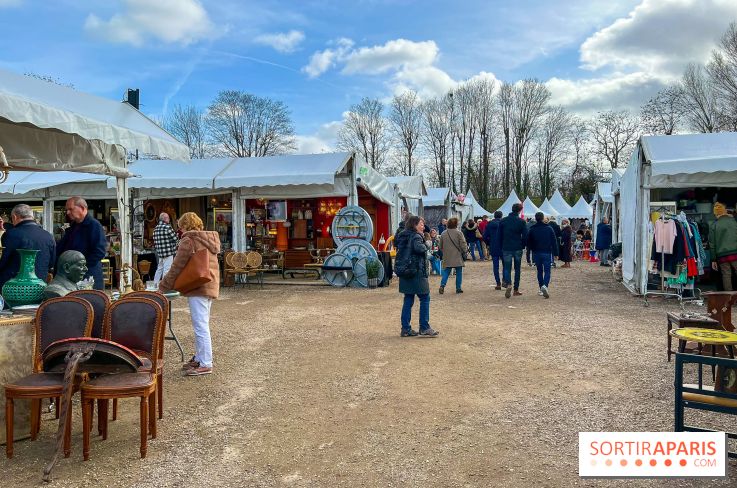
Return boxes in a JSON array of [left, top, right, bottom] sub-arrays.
[[666, 312, 722, 361]]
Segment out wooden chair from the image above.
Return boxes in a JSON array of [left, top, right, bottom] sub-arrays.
[[225, 251, 263, 286], [68, 290, 111, 339], [120, 291, 168, 420], [81, 298, 164, 460], [4, 297, 94, 458]]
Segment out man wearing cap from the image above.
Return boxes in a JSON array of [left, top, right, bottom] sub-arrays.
[[710, 202, 737, 290]]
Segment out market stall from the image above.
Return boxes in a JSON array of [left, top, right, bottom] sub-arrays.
[[549, 189, 572, 215], [386, 175, 426, 231], [538, 198, 560, 218], [423, 187, 455, 230], [495, 189, 522, 215], [592, 181, 614, 243], [463, 190, 493, 219], [522, 197, 540, 219], [610, 168, 626, 242], [620, 132, 737, 296]]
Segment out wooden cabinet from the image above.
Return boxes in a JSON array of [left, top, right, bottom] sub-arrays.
[[292, 219, 307, 239]]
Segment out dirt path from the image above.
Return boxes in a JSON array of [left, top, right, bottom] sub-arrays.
[[2, 260, 735, 487]]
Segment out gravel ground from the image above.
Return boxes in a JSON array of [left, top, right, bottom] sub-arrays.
[[2, 260, 736, 487]]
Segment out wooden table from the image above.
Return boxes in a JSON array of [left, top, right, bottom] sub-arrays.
[[670, 328, 737, 358], [666, 312, 722, 361], [0, 315, 35, 445]]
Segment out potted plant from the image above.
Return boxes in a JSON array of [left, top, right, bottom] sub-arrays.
[[366, 258, 381, 289]]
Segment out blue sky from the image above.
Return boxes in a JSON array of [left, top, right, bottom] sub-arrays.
[[2, 0, 736, 152]]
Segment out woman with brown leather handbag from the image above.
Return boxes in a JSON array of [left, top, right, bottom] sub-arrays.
[[159, 212, 220, 376]]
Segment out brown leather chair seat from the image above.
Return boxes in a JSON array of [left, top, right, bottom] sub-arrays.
[[7, 373, 67, 389], [84, 373, 156, 390]]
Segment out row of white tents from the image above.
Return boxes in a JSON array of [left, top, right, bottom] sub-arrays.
[[494, 189, 592, 220]]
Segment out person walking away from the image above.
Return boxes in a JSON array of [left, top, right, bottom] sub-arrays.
[[56, 197, 107, 290], [560, 219, 573, 268], [710, 202, 737, 291], [0, 204, 56, 293], [525, 218, 536, 266], [428, 228, 442, 275], [153, 212, 179, 283], [527, 212, 558, 298], [483, 211, 504, 290], [499, 203, 528, 298], [549, 216, 562, 268], [159, 212, 221, 375], [462, 219, 482, 261], [437, 218, 448, 235], [395, 215, 438, 337], [438, 217, 467, 294], [595, 217, 613, 266], [478, 215, 489, 260]]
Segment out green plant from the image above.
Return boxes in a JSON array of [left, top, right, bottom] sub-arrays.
[[365, 258, 381, 279]]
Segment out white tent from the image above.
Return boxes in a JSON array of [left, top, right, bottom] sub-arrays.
[[387, 175, 426, 231], [522, 197, 540, 219], [610, 168, 626, 241], [464, 190, 493, 218], [549, 189, 572, 214], [496, 190, 521, 215], [0, 68, 188, 288], [538, 198, 560, 218], [592, 181, 614, 242], [620, 132, 737, 295], [424, 187, 451, 207], [565, 196, 593, 219]]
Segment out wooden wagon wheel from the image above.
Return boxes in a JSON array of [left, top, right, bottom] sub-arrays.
[[245, 251, 262, 269]]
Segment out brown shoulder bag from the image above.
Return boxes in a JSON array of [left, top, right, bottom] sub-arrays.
[[173, 248, 212, 294]]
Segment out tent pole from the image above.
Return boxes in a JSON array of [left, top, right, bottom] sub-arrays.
[[348, 153, 358, 206], [232, 190, 246, 252], [42, 198, 55, 234], [116, 176, 131, 292]]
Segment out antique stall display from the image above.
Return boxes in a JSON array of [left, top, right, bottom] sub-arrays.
[[322, 205, 380, 288]]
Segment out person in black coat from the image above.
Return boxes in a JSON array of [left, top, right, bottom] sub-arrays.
[[483, 210, 504, 289], [56, 197, 108, 290], [595, 217, 613, 266], [560, 219, 573, 267], [396, 215, 438, 337], [526, 212, 558, 298], [0, 204, 56, 293], [498, 203, 528, 297], [548, 216, 562, 267]]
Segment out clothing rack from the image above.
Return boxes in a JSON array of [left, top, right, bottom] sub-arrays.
[[644, 209, 701, 309]]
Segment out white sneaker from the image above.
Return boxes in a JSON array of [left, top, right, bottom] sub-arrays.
[[541, 285, 549, 299], [538, 289, 544, 296]]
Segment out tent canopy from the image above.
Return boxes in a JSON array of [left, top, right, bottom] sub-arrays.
[[642, 132, 737, 187], [539, 198, 560, 217], [386, 175, 426, 200], [522, 197, 540, 218], [549, 189, 572, 214], [0, 68, 188, 177], [611, 168, 626, 195], [424, 187, 451, 207], [496, 190, 521, 215], [464, 190, 493, 218], [565, 196, 593, 219], [596, 182, 614, 203]]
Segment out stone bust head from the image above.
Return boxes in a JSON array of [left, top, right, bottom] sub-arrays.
[[43, 251, 88, 300]]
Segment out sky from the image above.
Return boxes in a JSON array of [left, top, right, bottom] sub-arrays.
[[2, 0, 736, 154]]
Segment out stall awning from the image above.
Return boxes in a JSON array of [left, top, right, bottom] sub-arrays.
[[496, 190, 521, 215], [564, 196, 593, 219], [549, 189, 572, 214], [387, 175, 427, 200], [539, 198, 560, 217], [122, 158, 234, 190], [522, 197, 540, 218], [424, 187, 451, 207], [0, 68, 189, 177], [596, 182, 614, 203]]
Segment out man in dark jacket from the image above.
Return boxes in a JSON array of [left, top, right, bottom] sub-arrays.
[[0, 204, 56, 292], [527, 212, 558, 299], [595, 217, 613, 267], [498, 203, 528, 298], [483, 211, 504, 289], [548, 216, 562, 267], [56, 197, 108, 290], [437, 218, 447, 235]]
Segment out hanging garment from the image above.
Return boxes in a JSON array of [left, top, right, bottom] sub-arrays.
[[654, 219, 677, 253]]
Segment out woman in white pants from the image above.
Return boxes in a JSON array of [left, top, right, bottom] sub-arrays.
[[159, 212, 220, 376]]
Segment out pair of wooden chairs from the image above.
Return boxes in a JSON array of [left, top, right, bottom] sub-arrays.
[[224, 251, 264, 286], [4, 290, 168, 461]]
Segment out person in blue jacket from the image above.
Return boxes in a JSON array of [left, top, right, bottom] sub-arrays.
[[526, 212, 558, 299], [483, 210, 504, 290], [56, 197, 108, 290], [498, 203, 528, 298], [0, 204, 56, 293], [595, 217, 613, 267]]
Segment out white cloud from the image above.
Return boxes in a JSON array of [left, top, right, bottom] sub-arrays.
[[302, 38, 353, 78], [294, 120, 341, 154], [580, 0, 737, 75], [342, 39, 439, 75], [84, 0, 215, 46], [254, 30, 305, 53]]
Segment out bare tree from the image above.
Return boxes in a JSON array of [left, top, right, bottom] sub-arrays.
[[568, 117, 590, 196], [337, 97, 389, 171], [389, 91, 422, 176], [468, 78, 497, 206], [640, 86, 682, 135], [498, 83, 514, 195], [163, 104, 208, 158], [708, 22, 737, 130], [535, 106, 572, 198], [421, 95, 452, 187], [680, 63, 721, 133], [509, 79, 551, 194], [452, 82, 480, 194], [590, 110, 640, 169], [206, 90, 296, 157]]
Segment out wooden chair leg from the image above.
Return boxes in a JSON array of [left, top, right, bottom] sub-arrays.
[[63, 404, 72, 458], [112, 398, 118, 421], [54, 397, 60, 419], [30, 399, 40, 440], [157, 373, 163, 420], [5, 397, 13, 459], [82, 399, 91, 461], [101, 400, 109, 440], [139, 396, 148, 459], [148, 391, 156, 439]]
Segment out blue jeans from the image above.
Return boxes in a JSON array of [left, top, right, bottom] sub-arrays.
[[401, 293, 430, 332], [492, 255, 501, 286], [469, 241, 483, 260], [440, 266, 463, 290], [534, 253, 552, 288], [502, 250, 523, 290], [429, 255, 442, 274]]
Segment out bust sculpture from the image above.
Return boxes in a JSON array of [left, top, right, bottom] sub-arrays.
[[43, 250, 88, 300]]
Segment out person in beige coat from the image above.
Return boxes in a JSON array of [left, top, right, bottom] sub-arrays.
[[437, 217, 467, 294], [159, 212, 220, 376]]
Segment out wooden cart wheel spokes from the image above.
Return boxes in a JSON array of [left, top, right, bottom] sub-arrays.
[[245, 251, 262, 269]]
